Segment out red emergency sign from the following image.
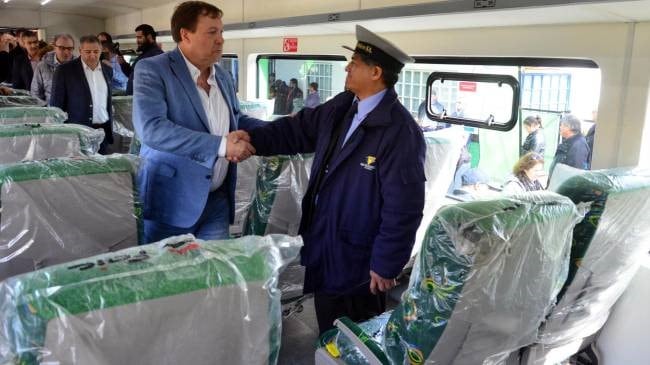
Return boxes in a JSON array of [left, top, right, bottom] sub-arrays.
[[459, 81, 477, 92], [283, 38, 298, 52]]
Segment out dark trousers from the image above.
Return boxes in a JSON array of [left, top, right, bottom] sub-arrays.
[[92, 122, 110, 155], [314, 291, 386, 335]]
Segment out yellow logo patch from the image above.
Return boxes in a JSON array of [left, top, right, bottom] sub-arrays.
[[360, 155, 377, 171]]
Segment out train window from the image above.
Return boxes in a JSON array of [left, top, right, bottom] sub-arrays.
[[397, 58, 600, 201], [218, 54, 239, 93], [256, 55, 347, 116], [425, 72, 520, 131]]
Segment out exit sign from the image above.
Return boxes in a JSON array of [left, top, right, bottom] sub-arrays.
[[283, 38, 298, 52]]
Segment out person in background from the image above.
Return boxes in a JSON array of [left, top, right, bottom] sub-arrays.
[[0, 32, 17, 83], [450, 100, 464, 118], [50, 35, 113, 154], [37, 40, 53, 60], [126, 24, 164, 95], [247, 25, 425, 335], [585, 110, 597, 169], [271, 79, 290, 115], [502, 152, 545, 193], [304, 82, 321, 108], [521, 115, 545, 155], [97, 32, 132, 77], [31, 34, 75, 104], [12, 30, 40, 90], [550, 114, 590, 175], [286, 77, 303, 113], [101, 41, 128, 93]]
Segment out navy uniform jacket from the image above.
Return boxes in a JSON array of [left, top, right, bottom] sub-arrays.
[[50, 58, 113, 143], [250, 89, 426, 295], [551, 133, 590, 174]]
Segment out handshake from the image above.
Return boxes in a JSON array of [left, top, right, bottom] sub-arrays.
[[225, 130, 256, 163]]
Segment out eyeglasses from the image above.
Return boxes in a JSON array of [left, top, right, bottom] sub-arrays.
[[55, 45, 75, 52]]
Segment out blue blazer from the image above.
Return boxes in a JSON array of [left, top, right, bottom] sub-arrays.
[[133, 48, 264, 228], [50, 58, 114, 143], [250, 89, 426, 294]]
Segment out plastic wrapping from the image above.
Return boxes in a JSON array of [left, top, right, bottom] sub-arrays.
[[243, 154, 313, 236], [523, 165, 650, 364], [111, 96, 134, 138], [239, 100, 271, 121], [231, 156, 262, 237], [0, 96, 46, 108], [0, 155, 142, 281], [0, 123, 104, 163], [6, 89, 31, 96], [0, 233, 303, 365], [413, 127, 466, 257], [0, 107, 67, 124], [317, 192, 582, 365]]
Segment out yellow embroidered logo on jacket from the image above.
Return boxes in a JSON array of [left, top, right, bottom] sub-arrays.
[[360, 155, 377, 171]]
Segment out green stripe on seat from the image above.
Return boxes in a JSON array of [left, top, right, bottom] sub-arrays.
[[0, 107, 67, 124], [0, 155, 136, 184]]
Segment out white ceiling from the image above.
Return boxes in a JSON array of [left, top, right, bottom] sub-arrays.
[[0, 0, 167, 18]]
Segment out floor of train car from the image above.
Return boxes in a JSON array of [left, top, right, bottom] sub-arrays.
[[278, 290, 402, 364]]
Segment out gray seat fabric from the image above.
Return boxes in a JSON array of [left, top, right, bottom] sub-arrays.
[[111, 96, 134, 154], [316, 192, 581, 365], [522, 166, 650, 364], [0, 123, 103, 163], [0, 234, 303, 365], [0, 155, 141, 281]]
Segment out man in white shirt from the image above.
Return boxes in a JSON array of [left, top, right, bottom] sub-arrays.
[[133, 1, 263, 243], [51, 35, 113, 154]]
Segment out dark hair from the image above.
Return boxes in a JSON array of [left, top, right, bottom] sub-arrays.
[[309, 82, 318, 90], [97, 32, 113, 43], [523, 115, 543, 128], [21, 30, 37, 39], [513, 152, 544, 175], [290, 78, 298, 84], [357, 51, 399, 88], [79, 35, 100, 45], [171, 1, 223, 43], [101, 40, 115, 53], [135, 24, 157, 39]]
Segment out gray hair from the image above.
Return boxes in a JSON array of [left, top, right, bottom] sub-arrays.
[[560, 114, 582, 134], [53, 33, 74, 45]]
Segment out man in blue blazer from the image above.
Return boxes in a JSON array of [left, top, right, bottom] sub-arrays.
[[248, 25, 426, 334], [133, 1, 263, 243], [50, 35, 113, 154]]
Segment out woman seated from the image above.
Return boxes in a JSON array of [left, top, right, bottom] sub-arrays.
[[502, 152, 545, 193]]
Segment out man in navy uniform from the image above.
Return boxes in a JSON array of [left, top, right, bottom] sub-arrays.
[[248, 25, 426, 334]]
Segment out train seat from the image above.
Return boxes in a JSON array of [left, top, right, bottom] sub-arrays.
[[0, 155, 141, 281], [521, 165, 650, 364], [0, 95, 46, 108], [315, 192, 580, 365], [0, 234, 302, 365], [0, 107, 68, 125], [0, 123, 104, 163], [111, 96, 135, 154]]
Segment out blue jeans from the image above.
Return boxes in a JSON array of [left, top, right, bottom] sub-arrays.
[[143, 189, 230, 243]]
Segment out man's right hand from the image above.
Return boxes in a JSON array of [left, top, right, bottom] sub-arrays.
[[226, 130, 255, 163]]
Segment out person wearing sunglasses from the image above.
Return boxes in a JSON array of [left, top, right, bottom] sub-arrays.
[[31, 34, 75, 103]]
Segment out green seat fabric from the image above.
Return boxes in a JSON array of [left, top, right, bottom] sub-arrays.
[[0, 234, 303, 365], [0, 107, 67, 124], [0, 124, 104, 163], [243, 154, 313, 236], [0, 96, 45, 108], [317, 192, 581, 365], [523, 165, 650, 364], [0, 155, 142, 281]]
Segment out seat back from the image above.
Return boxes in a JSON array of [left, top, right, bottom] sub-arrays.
[[528, 166, 650, 362], [0, 96, 46, 108], [318, 193, 580, 365], [243, 154, 313, 236], [231, 156, 262, 237], [0, 107, 67, 124], [0, 124, 103, 163], [0, 234, 302, 365], [0, 155, 141, 281]]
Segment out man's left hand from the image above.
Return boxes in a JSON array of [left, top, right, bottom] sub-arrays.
[[369, 270, 398, 295]]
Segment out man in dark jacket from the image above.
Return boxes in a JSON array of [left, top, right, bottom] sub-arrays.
[[11, 30, 40, 90], [50, 35, 113, 154], [125, 24, 164, 95], [248, 25, 426, 334], [550, 114, 590, 175]]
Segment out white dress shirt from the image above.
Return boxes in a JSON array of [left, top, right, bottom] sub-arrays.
[[180, 50, 229, 191], [81, 60, 109, 124]]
